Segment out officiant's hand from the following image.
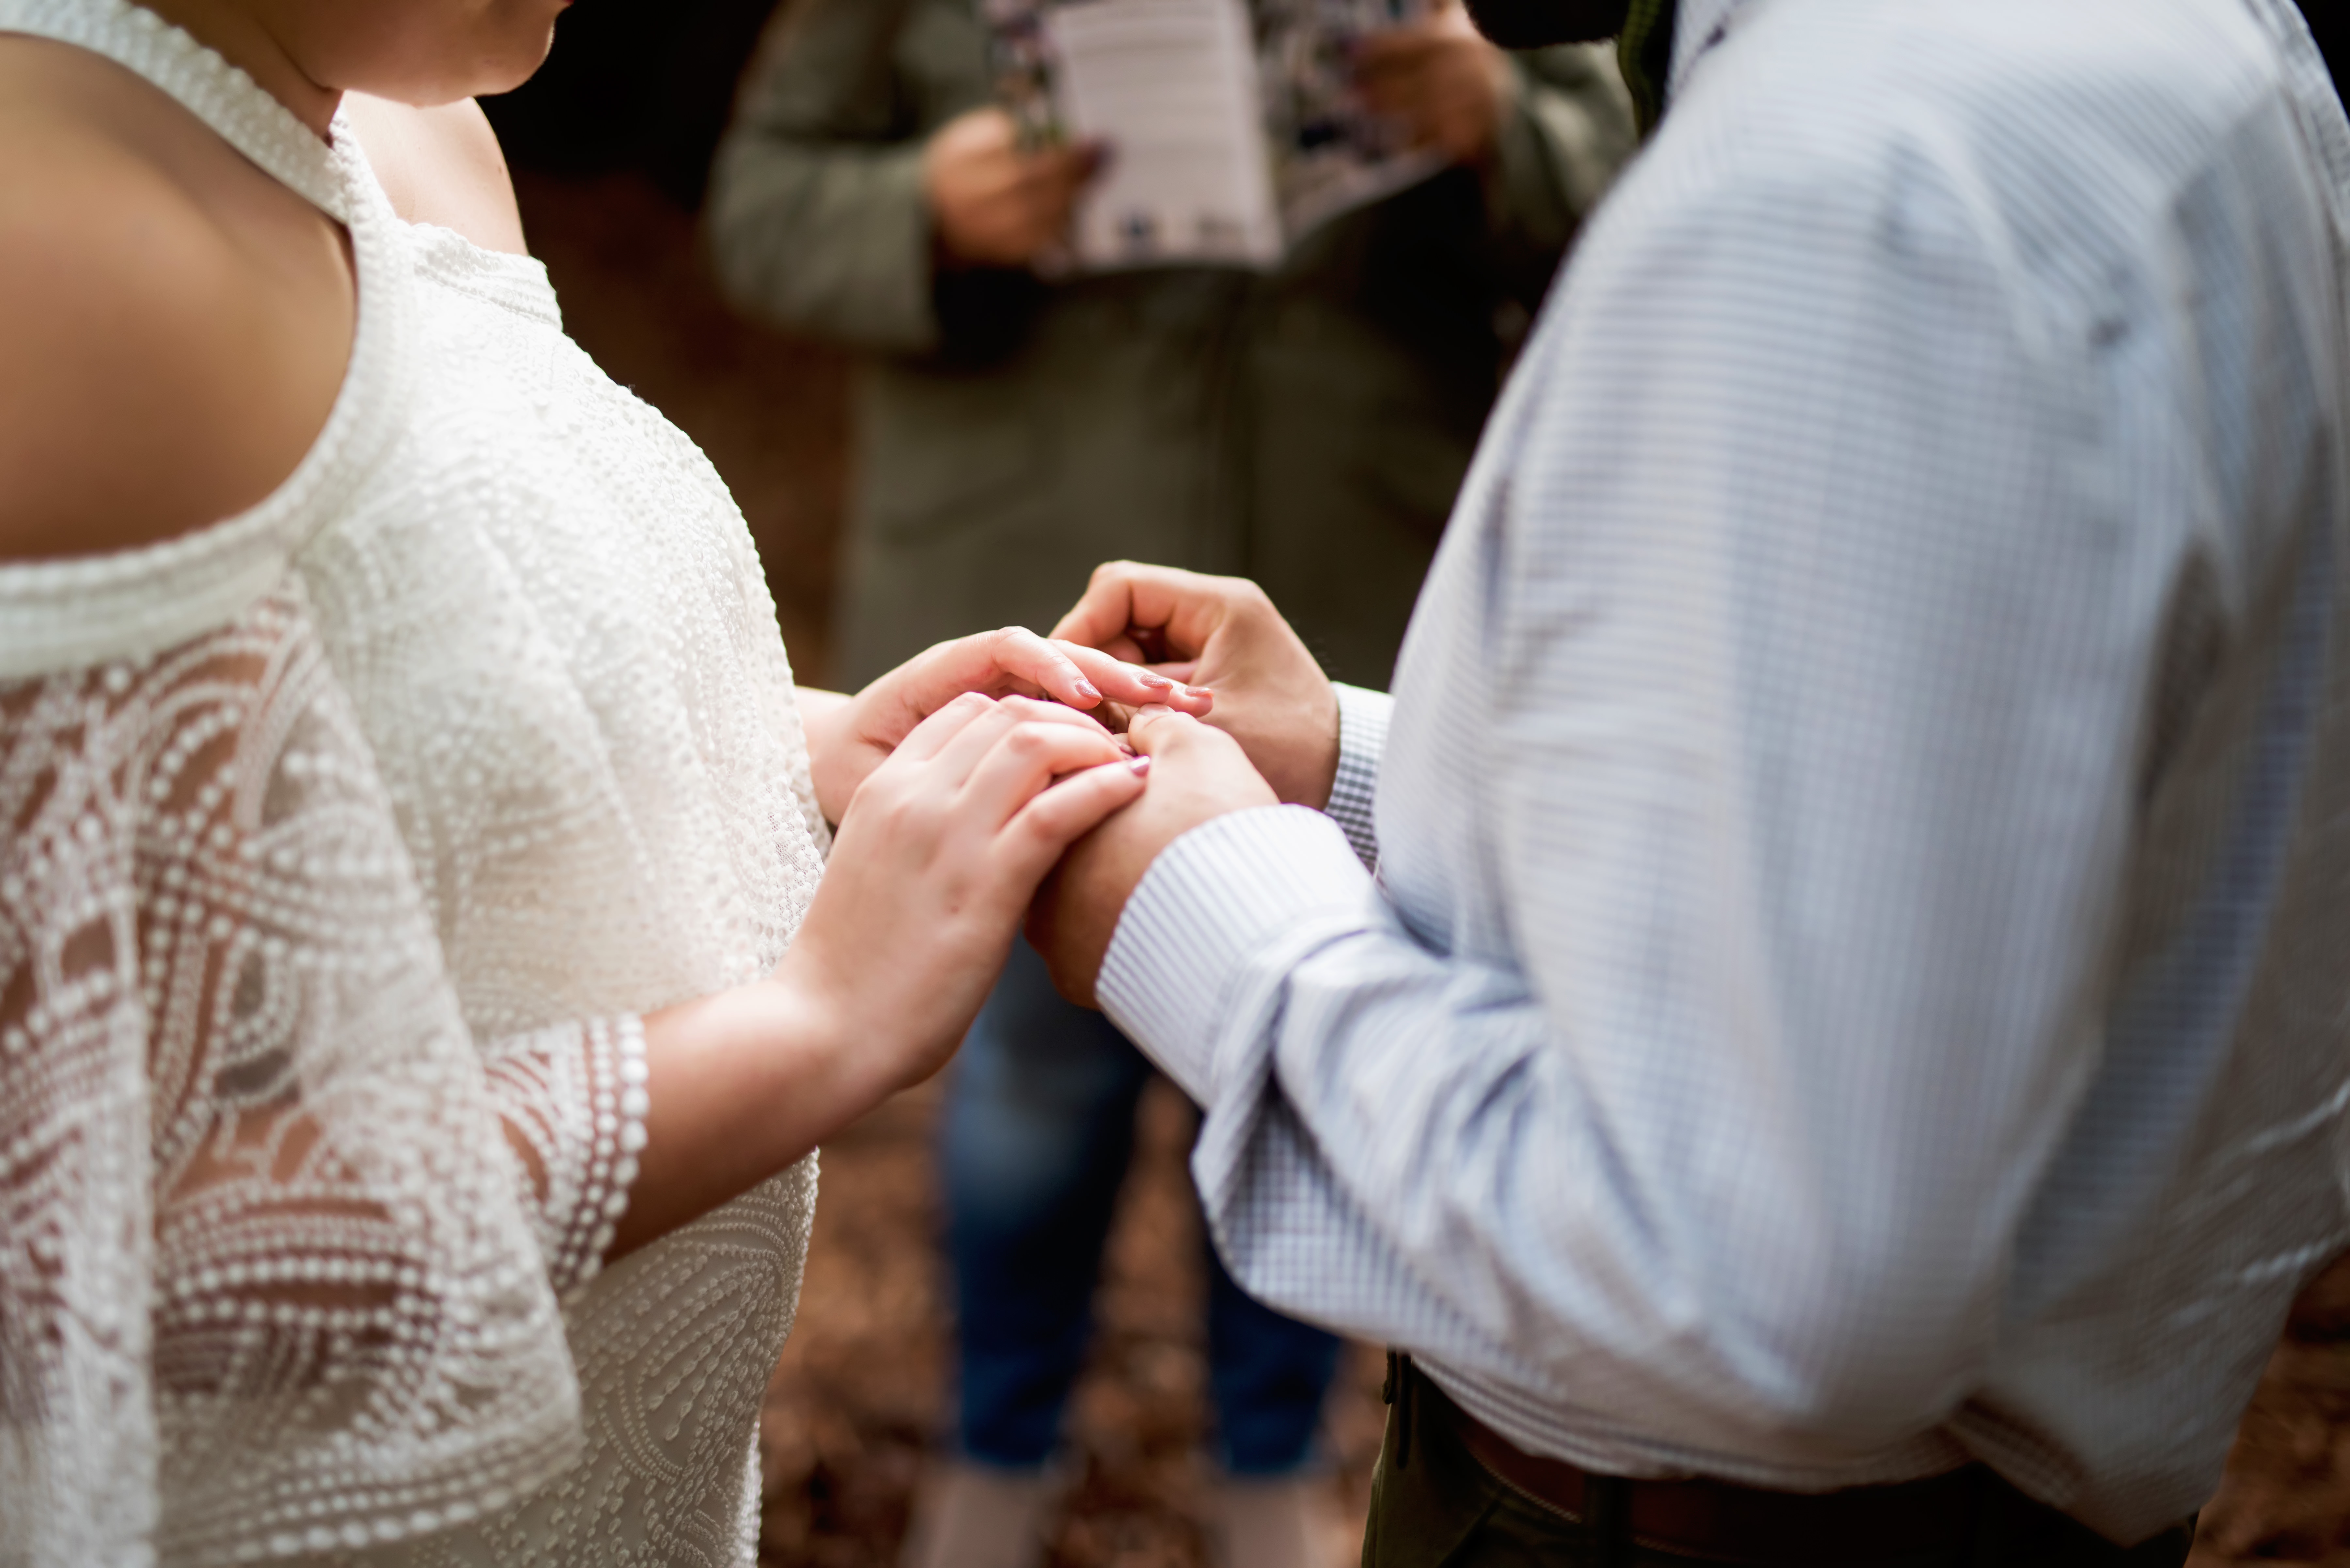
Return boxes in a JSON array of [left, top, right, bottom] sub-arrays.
[[1051, 562, 1341, 811], [1028, 705, 1278, 1006], [804, 627, 1212, 827], [924, 107, 1104, 268], [1353, 1, 1514, 167]]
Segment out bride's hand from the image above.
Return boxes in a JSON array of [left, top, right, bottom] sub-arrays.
[[781, 692, 1151, 1097], [622, 693, 1150, 1249], [802, 627, 1211, 825]]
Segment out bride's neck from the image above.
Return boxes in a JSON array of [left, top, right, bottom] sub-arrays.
[[135, 0, 340, 138]]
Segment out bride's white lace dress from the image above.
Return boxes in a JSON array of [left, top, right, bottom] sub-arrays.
[[0, 4, 830, 1565]]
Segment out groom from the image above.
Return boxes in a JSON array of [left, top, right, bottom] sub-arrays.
[[1028, 0, 2350, 1561]]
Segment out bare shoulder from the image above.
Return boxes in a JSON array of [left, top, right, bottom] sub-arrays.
[[0, 38, 352, 565], [345, 96, 529, 256]]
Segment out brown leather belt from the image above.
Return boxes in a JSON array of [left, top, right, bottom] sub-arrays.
[[1391, 1353, 2176, 1566], [1456, 1415, 1995, 1564]]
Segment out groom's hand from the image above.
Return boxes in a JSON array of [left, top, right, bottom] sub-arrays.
[[1051, 563, 1341, 810], [1027, 706, 1278, 1007]]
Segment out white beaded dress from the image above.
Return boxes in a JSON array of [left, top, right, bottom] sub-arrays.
[[0, 5, 830, 1566]]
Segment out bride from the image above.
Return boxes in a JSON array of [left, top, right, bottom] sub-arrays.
[[0, 1, 1208, 1564]]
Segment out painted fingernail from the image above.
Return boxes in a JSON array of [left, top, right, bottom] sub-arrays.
[[1128, 755, 1153, 776], [1074, 679, 1103, 702], [1136, 670, 1173, 690]]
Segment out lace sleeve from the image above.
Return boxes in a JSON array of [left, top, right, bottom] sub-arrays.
[[0, 591, 595, 1568], [480, 1017, 648, 1294]]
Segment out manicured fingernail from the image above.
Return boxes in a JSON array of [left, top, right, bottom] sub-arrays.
[[1074, 679, 1103, 702], [1136, 670, 1172, 690], [1135, 703, 1172, 718], [1128, 755, 1152, 776]]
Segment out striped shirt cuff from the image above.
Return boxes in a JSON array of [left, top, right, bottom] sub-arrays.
[[1098, 804, 1374, 1106], [1327, 683, 1392, 869]]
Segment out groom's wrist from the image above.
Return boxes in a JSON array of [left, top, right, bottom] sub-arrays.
[[1096, 805, 1372, 1106], [1326, 684, 1392, 869]]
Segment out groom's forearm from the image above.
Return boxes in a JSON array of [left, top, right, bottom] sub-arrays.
[[1096, 807, 1372, 1103]]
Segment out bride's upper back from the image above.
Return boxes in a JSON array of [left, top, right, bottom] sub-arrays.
[[0, 31, 352, 563]]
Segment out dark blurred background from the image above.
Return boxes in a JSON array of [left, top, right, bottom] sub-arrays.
[[485, 0, 781, 208], [477, 5, 2349, 1563]]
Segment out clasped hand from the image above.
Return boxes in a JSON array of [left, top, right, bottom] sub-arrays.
[[768, 629, 1208, 1112], [620, 593, 1330, 1250], [799, 570, 1339, 1066], [1027, 562, 1343, 1008], [800, 625, 1206, 827]]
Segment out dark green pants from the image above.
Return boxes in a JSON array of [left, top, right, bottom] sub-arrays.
[[1361, 1363, 2197, 1568]]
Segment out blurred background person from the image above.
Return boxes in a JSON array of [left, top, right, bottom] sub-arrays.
[[705, 4, 1634, 1565]]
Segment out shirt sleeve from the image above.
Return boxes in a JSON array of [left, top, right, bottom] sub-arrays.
[[1324, 682, 1392, 868], [1098, 79, 2246, 1470]]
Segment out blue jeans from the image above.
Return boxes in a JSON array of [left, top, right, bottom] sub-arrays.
[[942, 938, 1341, 1476]]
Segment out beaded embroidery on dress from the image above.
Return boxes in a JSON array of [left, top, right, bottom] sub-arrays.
[[0, 592, 607, 1568], [0, 4, 828, 1565], [302, 209, 828, 1568]]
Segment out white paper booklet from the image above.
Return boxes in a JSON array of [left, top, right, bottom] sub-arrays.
[[985, 0, 1444, 272]]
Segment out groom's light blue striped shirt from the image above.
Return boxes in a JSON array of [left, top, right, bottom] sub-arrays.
[[1098, 0, 2350, 1540]]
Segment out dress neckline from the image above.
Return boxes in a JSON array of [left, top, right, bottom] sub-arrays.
[[0, 0, 349, 222], [409, 221, 565, 330]]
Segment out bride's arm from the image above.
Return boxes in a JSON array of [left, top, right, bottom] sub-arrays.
[[620, 692, 1152, 1251]]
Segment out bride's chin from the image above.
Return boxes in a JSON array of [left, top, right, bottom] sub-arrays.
[[449, 2, 566, 98], [487, 16, 563, 93], [347, 0, 570, 104]]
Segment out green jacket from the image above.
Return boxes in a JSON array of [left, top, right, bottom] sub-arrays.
[[709, 0, 1634, 687]]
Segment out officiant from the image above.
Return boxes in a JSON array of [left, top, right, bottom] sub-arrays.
[[707, 4, 1632, 1563]]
